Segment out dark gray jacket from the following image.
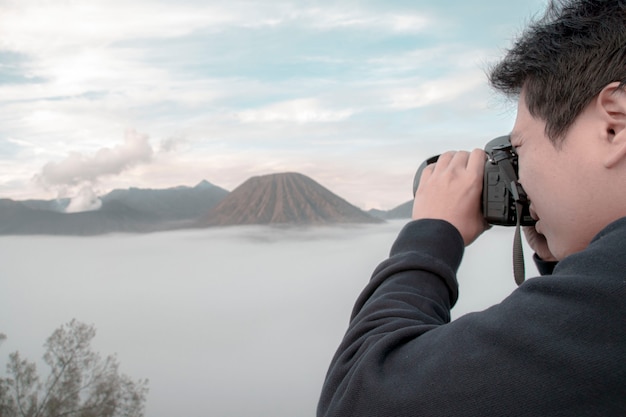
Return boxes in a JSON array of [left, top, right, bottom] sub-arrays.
[[318, 218, 626, 416]]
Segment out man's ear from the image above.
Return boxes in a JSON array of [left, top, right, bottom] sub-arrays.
[[598, 82, 626, 168]]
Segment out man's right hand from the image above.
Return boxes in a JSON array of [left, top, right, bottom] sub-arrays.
[[412, 149, 488, 246]]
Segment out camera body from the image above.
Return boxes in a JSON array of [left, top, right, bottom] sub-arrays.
[[412, 135, 535, 227]]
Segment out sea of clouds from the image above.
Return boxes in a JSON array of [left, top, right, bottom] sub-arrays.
[[0, 220, 535, 417]]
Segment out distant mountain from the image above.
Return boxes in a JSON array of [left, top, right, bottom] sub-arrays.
[[0, 174, 385, 235], [0, 180, 229, 235], [200, 172, 382, 226], [368, 200, 412, 220], [103, 180, 229, 222], [0, 198, 162, 236], [22, 198, 70, 212], [20, 180, 229, 221]]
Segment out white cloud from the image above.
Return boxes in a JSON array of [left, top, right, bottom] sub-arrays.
[[36, 129, 154, 187], [383, 71, 486, 110], [0, 0, 236, 54], [0, 1, 434, 59], [389, 14, 432, 32], [289, 6, 433, 33], [6, 137, 37, 150], [236, 98, 355, 124], [366, 44, 494, 77]]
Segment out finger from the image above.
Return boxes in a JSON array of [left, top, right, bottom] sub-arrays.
[[449, 150, 470, 169], [467, 148, 486, 175], [418, 162, 437, 185], [432, 151, 456, 172]]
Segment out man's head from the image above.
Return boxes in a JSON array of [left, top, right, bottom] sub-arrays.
[[490, 0, 626, 259], [490, 0, 626, 144]]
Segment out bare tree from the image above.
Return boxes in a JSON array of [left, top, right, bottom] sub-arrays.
[[0, 320, 148, 417]]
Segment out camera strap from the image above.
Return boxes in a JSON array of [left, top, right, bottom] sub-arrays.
[[512, 200, 526, 286], [497, 157, 527, 286]]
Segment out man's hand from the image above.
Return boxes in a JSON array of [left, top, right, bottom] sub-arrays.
[[412, 149, 488, 246]]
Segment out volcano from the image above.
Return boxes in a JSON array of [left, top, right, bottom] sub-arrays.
[[201, 172, 381, 226]]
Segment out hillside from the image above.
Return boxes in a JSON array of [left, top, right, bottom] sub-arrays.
[[0, 198, 162, 235], [369, 200, 412, 220], [103, 180, 229, 221], [0, 180, 229, 235], [201, 172, 381, 226]]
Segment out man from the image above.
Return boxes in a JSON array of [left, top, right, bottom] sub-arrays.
[[317, 1, 626, 416]]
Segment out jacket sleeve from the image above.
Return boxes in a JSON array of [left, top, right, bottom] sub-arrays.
[[317, 218, 626, 417], [317, 218, 466, 417], [532, 253, 557, 275]]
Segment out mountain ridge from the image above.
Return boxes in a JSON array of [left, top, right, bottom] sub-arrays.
[[0, 173, 407, 235]]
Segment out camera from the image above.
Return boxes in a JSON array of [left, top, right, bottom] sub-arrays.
[[412, 135, 535, 227]]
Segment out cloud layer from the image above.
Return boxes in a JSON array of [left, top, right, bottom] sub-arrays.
[[0, 222, 530, 417]]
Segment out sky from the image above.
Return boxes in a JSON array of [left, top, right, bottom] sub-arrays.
[[0, 0, 547, 210]]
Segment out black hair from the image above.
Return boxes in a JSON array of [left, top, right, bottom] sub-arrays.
[[489, 0, 626, 143]]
